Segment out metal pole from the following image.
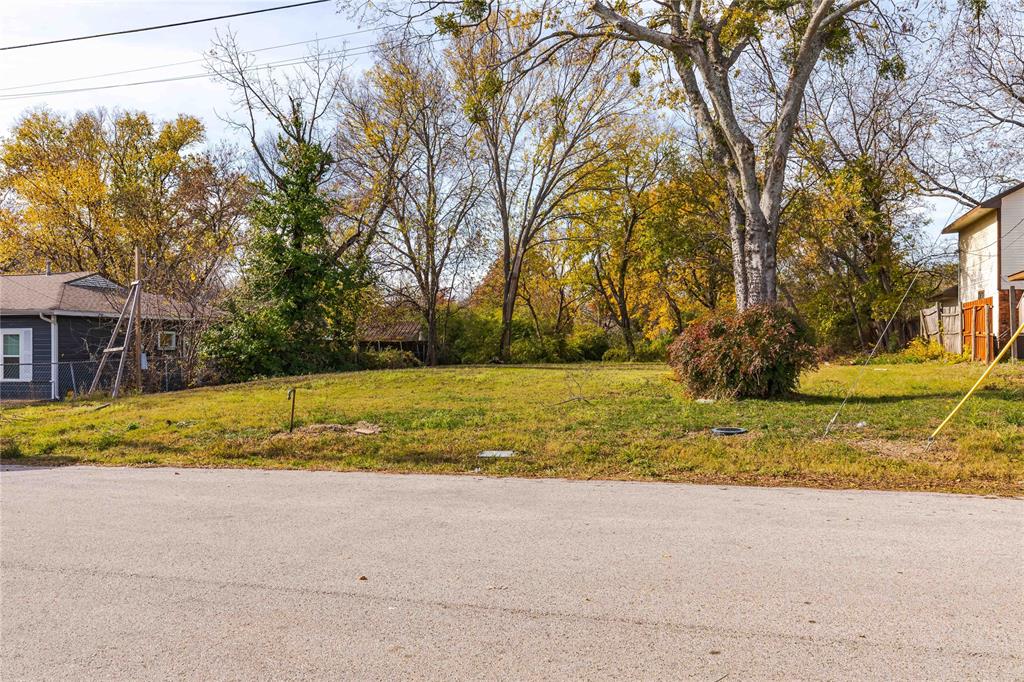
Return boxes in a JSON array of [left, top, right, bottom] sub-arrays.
[[1009, 287, 1018, 361], [930, 320, 1024, 442], [133, 246, 143, 392], [287, 388, 297, 432], [111, 285, 137, 399]]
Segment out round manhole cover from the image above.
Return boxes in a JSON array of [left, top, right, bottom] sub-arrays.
[[711, 427, 748, 436]]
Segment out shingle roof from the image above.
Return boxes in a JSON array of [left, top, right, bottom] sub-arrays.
[[0, 272, 191, 319], [943, 180, 1024, 234], [358, 320, 423, 342]]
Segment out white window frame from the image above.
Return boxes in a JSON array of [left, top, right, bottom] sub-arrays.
[[157, 330, 177, 351], [1, 328, 32, 382]]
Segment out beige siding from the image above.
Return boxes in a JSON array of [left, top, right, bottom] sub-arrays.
[[959, 215, 999, 299], [1000, 187, 1024, 286]]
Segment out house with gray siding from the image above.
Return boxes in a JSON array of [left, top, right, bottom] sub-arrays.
[[1, 271, 191, 401]]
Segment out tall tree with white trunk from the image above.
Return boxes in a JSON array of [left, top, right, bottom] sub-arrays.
[[578, 0, 874, 309], [367, 0, 879, 310]]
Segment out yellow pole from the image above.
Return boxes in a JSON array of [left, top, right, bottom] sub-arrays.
[[930, 320, 1024, 441]]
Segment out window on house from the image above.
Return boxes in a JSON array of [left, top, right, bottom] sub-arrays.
[[1, 329, 31, 381], [157, 331, 177, 351]]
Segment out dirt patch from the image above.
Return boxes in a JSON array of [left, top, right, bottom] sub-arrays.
[[272, 421, 382, 440], [846, 437, 957, 460]]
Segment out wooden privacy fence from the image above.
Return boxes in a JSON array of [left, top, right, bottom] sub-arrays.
[[962, 297, 993, 362], [919, 303, 962, 354]]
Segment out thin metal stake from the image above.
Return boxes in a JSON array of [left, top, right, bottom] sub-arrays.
[[287, 388, 297, 432]]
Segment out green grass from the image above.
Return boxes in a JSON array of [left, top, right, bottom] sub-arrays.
[[2, 362, 1023, 495]]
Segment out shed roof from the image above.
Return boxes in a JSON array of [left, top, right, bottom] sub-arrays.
[[358, 320, 423, 343], [0, 271, 192, 319], [943, 180, 1024, 234]]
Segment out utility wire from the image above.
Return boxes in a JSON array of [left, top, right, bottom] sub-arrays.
[[0, 25, 403, 92], [0, 28, 455, 101], [0, 0, 331, 51], [823, 203, 963, 436], [0, 46, 377, 100], [958, 213, 1024, 257]]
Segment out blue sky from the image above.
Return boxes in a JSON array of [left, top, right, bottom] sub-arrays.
[[0, 1, 370, 140], [0, 0, 960, 241]]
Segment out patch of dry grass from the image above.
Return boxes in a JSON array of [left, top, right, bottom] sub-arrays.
[[2, 362, 1022, 495]]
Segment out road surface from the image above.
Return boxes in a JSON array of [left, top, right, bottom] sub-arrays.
[[1, 466, 1021, 680]]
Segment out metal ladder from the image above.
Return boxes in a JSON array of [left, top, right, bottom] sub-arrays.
[[88, 280, 141, 398]]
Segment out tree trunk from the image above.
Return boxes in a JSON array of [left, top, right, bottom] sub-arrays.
[[499, 257, 523, 361], [622, 324, 636, 359], [425, 305, 439, 366], [742, 215, 777, 307], [664, 290, 686, 335], [728, 191, 750, 310], [614, 295, 636, 359]]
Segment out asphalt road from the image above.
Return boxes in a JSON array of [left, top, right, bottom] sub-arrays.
[[1, 466, 1021, 681]]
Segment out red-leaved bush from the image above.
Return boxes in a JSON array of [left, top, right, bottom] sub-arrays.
[[668, 305, 817, 399]]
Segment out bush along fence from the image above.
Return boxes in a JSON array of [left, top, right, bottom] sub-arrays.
[[920, 289, 1024, 361], [0, 356, 204, 403], [919, 303, 963, 355]]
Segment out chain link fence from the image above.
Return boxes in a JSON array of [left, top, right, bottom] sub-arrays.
[[1, 356, 205, 404]]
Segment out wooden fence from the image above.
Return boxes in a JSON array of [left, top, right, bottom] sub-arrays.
[[963, 297, 994, 361], [919, 303, 962, 354]]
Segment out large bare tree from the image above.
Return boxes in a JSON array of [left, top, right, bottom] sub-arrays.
[[208, 32, 387, 261], [372, 0, 887, 310], [912, 0, 1024, 205], [359, 42, 485, 364], [578, 0, 879, 310], [448, 14, 633, 359]]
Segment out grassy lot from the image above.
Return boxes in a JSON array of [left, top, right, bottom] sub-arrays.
[[1, 362, 1022, 495]]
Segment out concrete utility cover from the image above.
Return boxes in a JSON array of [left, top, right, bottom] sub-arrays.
[[478, 450, 515, 458]]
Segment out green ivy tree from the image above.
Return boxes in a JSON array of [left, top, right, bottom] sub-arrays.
[[202, 135, 367, 381]]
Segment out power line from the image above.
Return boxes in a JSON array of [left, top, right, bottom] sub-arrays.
[[958, 212, 1024, 257], [0, 27, 391, 93], [0, 0, 331, 52], [0, 32, 449, 102], [0, 47, 371, 101], [823, 202, 963, 437]]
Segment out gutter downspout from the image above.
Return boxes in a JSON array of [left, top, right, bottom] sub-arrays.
[[39, 313, 58, 400]]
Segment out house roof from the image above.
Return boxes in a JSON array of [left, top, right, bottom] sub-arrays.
[[943, 180, 1024, 234], [935, 284, 959, 302], [0, 271, 191, 319], [358, 320, 423, 343]]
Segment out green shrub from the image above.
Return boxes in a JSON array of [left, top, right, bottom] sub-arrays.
[[600, 338, 667, 363], [635, 337, 670, 362], [567, 327, 611, 361], [668, 305, 818, 399], [602, 347, 631, 362], [444, 306, 505, 364], [864, 338, 969, 365], [360, 349, 422, 370], [900, 338, 966, 364]]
